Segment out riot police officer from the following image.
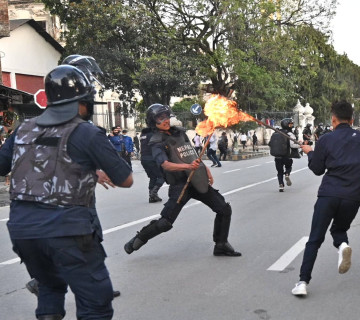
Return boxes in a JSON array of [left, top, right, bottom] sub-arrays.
[[0, 64, 133, 319], [124, 104, 241, 257], [302, 123, 312, 143], [140, 127, 165, 202], [274, 118, 300, 192], [314, 122, 324, 142]]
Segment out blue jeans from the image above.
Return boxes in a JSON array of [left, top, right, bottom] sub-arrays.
[[299, 197, 360, 283], [207, 148, 221, 166], [12, 235, 114, 319]]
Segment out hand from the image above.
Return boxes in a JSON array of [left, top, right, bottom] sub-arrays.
[[189, 159, 201, 170], [208, 173, 214, 185], [96, 170, 115, 190], [300, 145, 312, 154]]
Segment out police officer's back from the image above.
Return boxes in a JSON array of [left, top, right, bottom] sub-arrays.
[[0, 64, 133, 320]]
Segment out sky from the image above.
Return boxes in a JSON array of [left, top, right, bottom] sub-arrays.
[[331, 0, 360, 65]]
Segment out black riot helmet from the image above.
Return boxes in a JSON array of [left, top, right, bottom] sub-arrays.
[[36, 65, 96, 126], [306, 123, 312, 128], [280, 118, 294, 131], [62, 54, 104, 87], [146, 104, 174, 128]]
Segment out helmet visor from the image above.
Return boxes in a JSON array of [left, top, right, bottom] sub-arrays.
[[155, 112, 171, 124]]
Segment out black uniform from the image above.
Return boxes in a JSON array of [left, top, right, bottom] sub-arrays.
[[124, 126, 241, 257], [302, 126, 312, 142], [140, 128, 165, 202]]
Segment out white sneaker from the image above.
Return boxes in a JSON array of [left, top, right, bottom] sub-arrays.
[[338, 242, 352, 274], [292, 281, 307, 296], [285, 174, 292, 186]]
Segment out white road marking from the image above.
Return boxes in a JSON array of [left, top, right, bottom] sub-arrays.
[[224, 168, 242, 173], [0, 218, 9, 222], [267, 236, 309, 271], [246, 165, 261, 169], [103, 214, 160, 234], [0, 257, 20, 266], [0, 167, 308, 266], [223, 167, 307, 196]]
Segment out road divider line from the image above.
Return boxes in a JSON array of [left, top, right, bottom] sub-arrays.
[[224, 168, 242, 173], [267, 236, 309, 271], [246, 165, 261, 169], [103, 214, 160, 234], [0, 257, 20, 266], [223, 167, 307, 196], [0, 167, 308, 266]]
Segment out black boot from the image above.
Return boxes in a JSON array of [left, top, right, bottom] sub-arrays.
[[26, 278, 39, 296], [149, 186, 162, 203], [38, 315, 63, 320], [212, 204, 241, 256], [124, 235, 147, 254], [124, 218, 172, 254], [213, 242, 242, 257], [213, 203, 232, 244]]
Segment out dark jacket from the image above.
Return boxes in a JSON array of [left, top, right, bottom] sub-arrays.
[[307, 123, 360, 201]]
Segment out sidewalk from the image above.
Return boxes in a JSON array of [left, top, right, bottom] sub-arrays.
[[203, 145, 270, 161], [228, 145, 270, 160]]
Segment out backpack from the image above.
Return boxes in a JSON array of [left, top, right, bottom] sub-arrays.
[[269, 131, 290, 157], [218, 136, 226, 149]]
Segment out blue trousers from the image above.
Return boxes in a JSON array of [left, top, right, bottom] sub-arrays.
[[299, 197, 360, 283], [12, 234, 114, 319]]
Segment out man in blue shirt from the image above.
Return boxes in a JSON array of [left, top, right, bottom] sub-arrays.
[[108, 126, 125, 156], [0, 64, 133, 319], [122, 129, 134, 168], [292, 100, 360, 297]]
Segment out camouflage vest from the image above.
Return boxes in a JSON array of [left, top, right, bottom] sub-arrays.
[[10, 117, 97, 207]]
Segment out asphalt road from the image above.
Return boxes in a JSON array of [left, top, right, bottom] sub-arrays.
[[1, 156, 360, 320]]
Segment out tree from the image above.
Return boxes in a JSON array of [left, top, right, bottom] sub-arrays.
[[40, 0, 360, 122], [41, 0, 204, 111]]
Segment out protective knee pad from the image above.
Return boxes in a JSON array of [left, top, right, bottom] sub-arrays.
[[156, 218, 173, 232]]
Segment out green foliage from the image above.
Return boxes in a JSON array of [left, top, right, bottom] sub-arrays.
[[39, 0, 360, 124], [230, 121, 258, 135], [172, 98, 198, 113]]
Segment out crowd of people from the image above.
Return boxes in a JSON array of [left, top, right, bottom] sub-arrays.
[[0, 54, 357, 319]]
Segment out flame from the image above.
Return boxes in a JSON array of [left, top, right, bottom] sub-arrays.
[[195, 94, 256, 136]]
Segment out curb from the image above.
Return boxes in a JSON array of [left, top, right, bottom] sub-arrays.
[[229, 151, 270, 160], [202, 151, 270, 161]]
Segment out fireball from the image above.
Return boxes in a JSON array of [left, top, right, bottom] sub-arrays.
[[195, 94, 256, 136]]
